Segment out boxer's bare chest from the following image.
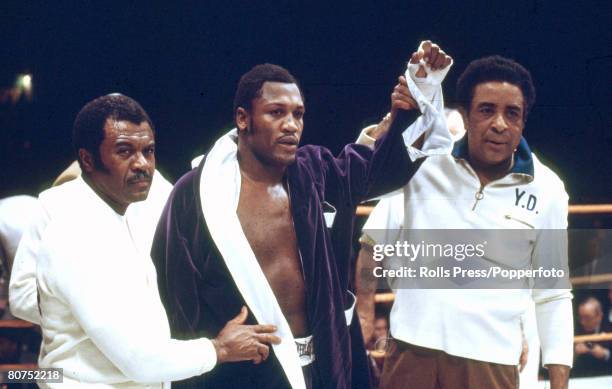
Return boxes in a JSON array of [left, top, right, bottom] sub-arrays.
[[236, 176, 308, 336]]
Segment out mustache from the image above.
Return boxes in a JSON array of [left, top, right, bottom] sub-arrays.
[[127, 171, 152, 183]]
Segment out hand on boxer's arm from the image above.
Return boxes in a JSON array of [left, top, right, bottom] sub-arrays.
[[212, 306, 282, 365], [360, 76, 418, 144], [389, 75, 418, 121], [356, 77, 417, 146]]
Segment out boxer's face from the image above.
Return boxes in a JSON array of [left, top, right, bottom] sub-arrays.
[[83, 119, 155, 214], [465, 81, 524, 168], [239, 82, 304, 167]]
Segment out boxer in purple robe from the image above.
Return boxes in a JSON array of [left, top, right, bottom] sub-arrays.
[[152, 49, 451, 389]]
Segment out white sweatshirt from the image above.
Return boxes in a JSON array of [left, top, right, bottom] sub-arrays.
[[363, 141, 573, 367]]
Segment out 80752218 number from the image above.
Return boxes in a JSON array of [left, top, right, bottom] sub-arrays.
[[1, 368, 63, 384]]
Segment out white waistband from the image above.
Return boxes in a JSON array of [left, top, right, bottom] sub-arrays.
[[295, 335, 315, 366]]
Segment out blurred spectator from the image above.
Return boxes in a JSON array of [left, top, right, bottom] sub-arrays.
[[373, 314, 389, 351], [0, 195, 41, 365], [52, 160, 81, 187], [572, 297, 612, 377], [608, 285, 612, 325], [0, 195, 41, 318]]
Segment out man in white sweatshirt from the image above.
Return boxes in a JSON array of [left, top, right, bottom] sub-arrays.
[[10, 94, 280, 387], [357, 56, 573, 389]]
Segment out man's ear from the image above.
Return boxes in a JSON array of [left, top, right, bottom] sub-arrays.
[[235, 107, 249, 133], [78, 149, 95, 174]]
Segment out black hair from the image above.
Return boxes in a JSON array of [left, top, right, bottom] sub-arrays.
[[456, 55, 536, 119], [72, 93, 154, 168], [233, 63, 303, 113]]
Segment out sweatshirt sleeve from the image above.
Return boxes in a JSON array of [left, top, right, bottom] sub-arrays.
[[532, 178, 573, 367]]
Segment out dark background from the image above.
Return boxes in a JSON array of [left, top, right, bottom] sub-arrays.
[[1, 1, 610, 202]]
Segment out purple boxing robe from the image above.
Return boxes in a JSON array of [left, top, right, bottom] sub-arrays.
[[151, 110, 421, 388]]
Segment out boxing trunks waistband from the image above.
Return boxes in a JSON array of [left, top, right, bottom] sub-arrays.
[[295, 335, 315, 366]]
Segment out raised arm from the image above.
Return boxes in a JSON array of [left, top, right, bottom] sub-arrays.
[[356, 41, 453, 146], [318, 41, 454, 205]]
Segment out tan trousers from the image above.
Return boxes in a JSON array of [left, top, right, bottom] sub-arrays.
[[379, 339, 518, 389]]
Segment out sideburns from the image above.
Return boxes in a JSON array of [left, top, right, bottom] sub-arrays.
[[246, 117, 255, 134], [93, 152, 110, 174]]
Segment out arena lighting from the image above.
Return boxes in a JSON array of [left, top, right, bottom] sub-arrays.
[[21, 74, 32, 90], [0, 74, 33, 104], [17, 73, 33, 101]]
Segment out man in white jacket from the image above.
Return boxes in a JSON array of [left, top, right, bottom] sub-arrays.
[[8, 165, 171, 325], [357, 56, 573, 389], [9, 94, 280, 387]]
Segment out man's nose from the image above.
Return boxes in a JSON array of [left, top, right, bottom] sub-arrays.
[[282, 115, 299, 133], [491, 113, 508, 133], [132, 152, 152, 171]]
